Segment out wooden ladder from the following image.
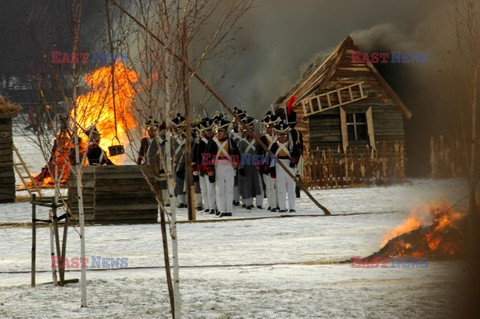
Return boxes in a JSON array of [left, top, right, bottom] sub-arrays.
[[12, 143, 43, 198], [302, 81, 367, 116]]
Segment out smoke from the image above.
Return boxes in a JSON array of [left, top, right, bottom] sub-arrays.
[[214, 0, 455, 117], [202, 0, 457, 176]]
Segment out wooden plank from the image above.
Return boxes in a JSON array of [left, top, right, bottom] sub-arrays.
[[339, 107, 348, 152], [95, 203, 158, 211], [95, 210, 157, 217]]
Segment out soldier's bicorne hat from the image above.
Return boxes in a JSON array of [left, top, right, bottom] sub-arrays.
[[233, 107, 247, 121], [85, 124, 101, 137], [145, 116, 159, 130], [287, 110, 297, 126], [261, 111, 273, 125], [273, 121, 290, 135], [171, 113, 186, 128], [214, 119, 230, 132], [267, 113, 282, 126], [200, 118, 214, 131], [211, 112, 223, 124], [242, 115, 255, 127]]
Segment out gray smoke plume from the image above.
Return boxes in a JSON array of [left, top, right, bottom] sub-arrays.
[[205, 0, 457, 176], [215, 0, 454, 118]]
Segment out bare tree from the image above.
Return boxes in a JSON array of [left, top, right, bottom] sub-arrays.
[[440, 1, 479, 316]]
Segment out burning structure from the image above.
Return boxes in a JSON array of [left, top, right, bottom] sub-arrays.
[[26, 61, 139, 189]]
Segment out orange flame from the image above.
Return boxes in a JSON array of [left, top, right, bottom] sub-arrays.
[[380, 201, 466, 257], [74, 61, 139, 164], [381, 216, 422, 247]]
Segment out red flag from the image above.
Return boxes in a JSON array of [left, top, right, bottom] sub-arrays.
[[287, 96, 296, 116]]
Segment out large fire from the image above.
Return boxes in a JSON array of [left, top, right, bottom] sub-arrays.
[[21, 61, 139, 189], [75, 61, 139, 164], [371, 201, 467, 259]]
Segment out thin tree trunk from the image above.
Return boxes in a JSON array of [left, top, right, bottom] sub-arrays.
[[181, 18, 195, 221]]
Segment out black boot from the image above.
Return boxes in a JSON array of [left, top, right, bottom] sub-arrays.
[[219, 212, 232, 217]]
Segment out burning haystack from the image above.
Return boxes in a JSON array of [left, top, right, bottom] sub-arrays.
[[369, 203, 467, 260]]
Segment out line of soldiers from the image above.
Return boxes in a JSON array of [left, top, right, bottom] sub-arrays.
[[137, 107, 303, 217]]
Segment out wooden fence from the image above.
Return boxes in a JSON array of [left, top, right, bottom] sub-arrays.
[[302, 140, 405, 189], [429, 135, 471, 178]]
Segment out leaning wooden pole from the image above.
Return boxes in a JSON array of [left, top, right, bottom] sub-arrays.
[[110, 0, 331, 215]]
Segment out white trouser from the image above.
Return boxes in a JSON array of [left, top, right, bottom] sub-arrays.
[[215, 163, 235, 213], [256, 171, 264, 206], [199, 175, 209, 208], [162, 189, 170, 205], [265, 174, 276, 209], [195, 193, 202, 207], [207, 177, 216, 210], [296, 156, 304, 177], [276, 159, 296, 210], [177, 194, 185, 205], [244, 197, 253, 206]]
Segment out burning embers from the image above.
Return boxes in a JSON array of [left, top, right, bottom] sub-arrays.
[[371, 202, 467, 260]]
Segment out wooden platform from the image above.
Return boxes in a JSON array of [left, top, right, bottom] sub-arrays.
[[68, 165, 159, 224]]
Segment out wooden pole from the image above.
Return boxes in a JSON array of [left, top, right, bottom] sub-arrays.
[[109, 0, 331, 215], [52, 198, 63, 286], [60, 212, 69, 285], [31, 194, 36, 288], [48, 208, 58, 286]]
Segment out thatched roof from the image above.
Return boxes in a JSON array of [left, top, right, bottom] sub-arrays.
[[277, 35, 412, 119], [0, 96, 21, 118]]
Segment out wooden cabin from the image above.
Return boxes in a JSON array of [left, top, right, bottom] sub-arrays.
[[276, 35, 413, 186], [0, 97, 21, 203]]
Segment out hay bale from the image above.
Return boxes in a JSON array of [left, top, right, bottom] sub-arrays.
[[0, 96, 21, 118]]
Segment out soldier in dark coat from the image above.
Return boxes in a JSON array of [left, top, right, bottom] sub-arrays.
[[287, 110, 304, 198], [147, 120, 169, 205], [194, 118, 217, 214], [85, 126, 114, 166], [230, 107, 246, 206], [171, 114, 187, 208], [137, 117, 159, 165], [237, 116, 264, 209], [257, 111, 280, 212], [191, 120, 203, 211]]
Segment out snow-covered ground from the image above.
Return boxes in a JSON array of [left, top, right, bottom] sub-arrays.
[[0, 127, 470, 318], [0, 178, 469, 318]]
